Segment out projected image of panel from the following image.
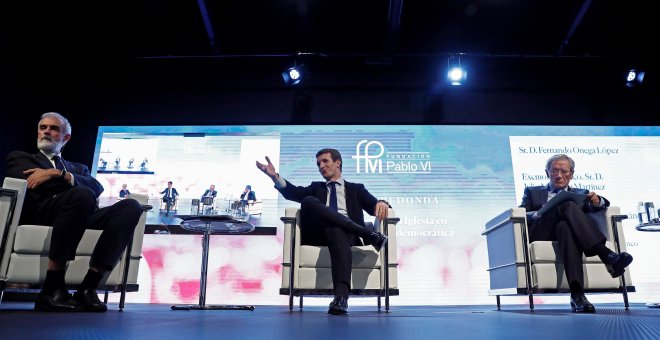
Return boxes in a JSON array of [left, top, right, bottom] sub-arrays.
[[92, 125, 660, 306]]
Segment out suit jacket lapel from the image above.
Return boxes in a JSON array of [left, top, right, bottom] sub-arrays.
[[343, 181, 357, 217], [34, 152, 54, 169], [533, 187, 548, 210], [540, 190, 548, 205], [316, 182, 328, 204]]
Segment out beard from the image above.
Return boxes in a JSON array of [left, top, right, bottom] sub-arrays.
[[37, 137, 64, 154]]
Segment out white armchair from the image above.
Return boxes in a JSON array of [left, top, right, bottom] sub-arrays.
[[0, 178, 150, 310], [482, 206, 634, 310], [245, 200, 264, 217], [279, 207, 399, 312]]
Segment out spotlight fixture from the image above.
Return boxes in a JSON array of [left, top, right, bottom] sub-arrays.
[[282, 63, 304, 86], [625, 69, 645, 88], [447, 54, 467, 86]]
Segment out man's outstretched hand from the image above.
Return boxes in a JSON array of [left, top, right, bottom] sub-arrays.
[[256, 156, 278, 181]]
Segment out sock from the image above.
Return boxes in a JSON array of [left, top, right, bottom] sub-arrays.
[[569, 281, 584, 299], [43, 270, 66, 294], [78, 270, 104, 291], [334, 282, 349, 299], [591, 243, 613, 263]]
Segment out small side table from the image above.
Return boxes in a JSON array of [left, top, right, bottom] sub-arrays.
[[635, 222, 660, 308], [171, 214, 256, 311]]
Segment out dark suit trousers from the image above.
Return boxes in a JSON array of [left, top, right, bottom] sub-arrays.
[[299, 196, 371, 295], [163, 197, 175, 213], [25, 186, 143, 271], [528, 201, 606, 289]]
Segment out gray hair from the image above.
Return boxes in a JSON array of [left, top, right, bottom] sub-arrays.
[[40, 112, 72, 135], [546, 154, 575, 172]]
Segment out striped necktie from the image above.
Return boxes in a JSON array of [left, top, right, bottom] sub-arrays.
[[52, 155, 66, 171]]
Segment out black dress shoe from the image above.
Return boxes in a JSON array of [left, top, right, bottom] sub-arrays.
[[368, 232, 388, 252], [73, 289, 108, 312], [570, 295, 596, 313], [328, 296, 349, 315], [605, 252, 633, 278], [34, 289, 80, 312]]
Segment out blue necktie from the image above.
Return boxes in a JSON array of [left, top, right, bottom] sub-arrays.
[[328, 182, 338, 212], [52, 155, 66, 171], [551, 188, 562, 194]]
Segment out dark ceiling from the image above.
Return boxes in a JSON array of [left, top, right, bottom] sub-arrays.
[[1, 1, 655, 94], [4, 1, 653, 60], [130, 1, 643, 60]]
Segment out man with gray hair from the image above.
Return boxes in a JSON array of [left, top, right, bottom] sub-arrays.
[[5, 112, 143, 312], [520, 154, 633, 313]]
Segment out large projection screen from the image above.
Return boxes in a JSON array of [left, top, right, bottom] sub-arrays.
[[92, 125, 660, 306]]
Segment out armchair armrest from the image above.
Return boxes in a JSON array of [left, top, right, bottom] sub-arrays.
[[1, 178, 27, 281], [0, 188, 19, 278], [483, 207, 530, 273], [281, 208, 300, 269], [483, 208, 527, 236]]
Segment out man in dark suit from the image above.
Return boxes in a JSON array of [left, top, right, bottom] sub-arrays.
[[5, 112, 143, 312], [256, 148, 389, 315], [160, 181, 179, 216], [201, 184, 217, 200], [201, 184, 217, 213], [119, 183, 131, 198], [520, 154, 633, 313], [238, 184, 256, 214], [240, 184, 256, 204]]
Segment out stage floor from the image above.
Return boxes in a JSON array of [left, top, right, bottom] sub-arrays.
[[2, 302, 660, 339]]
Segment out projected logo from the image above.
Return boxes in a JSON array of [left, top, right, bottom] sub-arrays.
[[352, 140, 431, 174]]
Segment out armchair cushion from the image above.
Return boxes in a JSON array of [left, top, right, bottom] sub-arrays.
[[298, 245, 381, 268], [528, 241, 616, 264], [246, 200, 263, 215], [13, 225, 102, 255]]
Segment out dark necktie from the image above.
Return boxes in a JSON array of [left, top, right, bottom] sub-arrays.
[[551, 188, 562, 194], [328, 182, 338, 212], [52, 155, 66, 171]]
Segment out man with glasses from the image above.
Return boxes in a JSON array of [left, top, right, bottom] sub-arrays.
[[520, 154, 633, 313]]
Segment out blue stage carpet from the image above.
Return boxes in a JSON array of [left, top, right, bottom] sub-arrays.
[[1, 302, 659, 339]]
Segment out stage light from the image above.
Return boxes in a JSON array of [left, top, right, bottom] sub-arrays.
[[625, 69, 645, 88], [282, 64, 304, 86], [447, 54, 467, 86]]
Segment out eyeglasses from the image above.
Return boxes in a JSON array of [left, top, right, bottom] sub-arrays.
[[549, 169, 571, 175]]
